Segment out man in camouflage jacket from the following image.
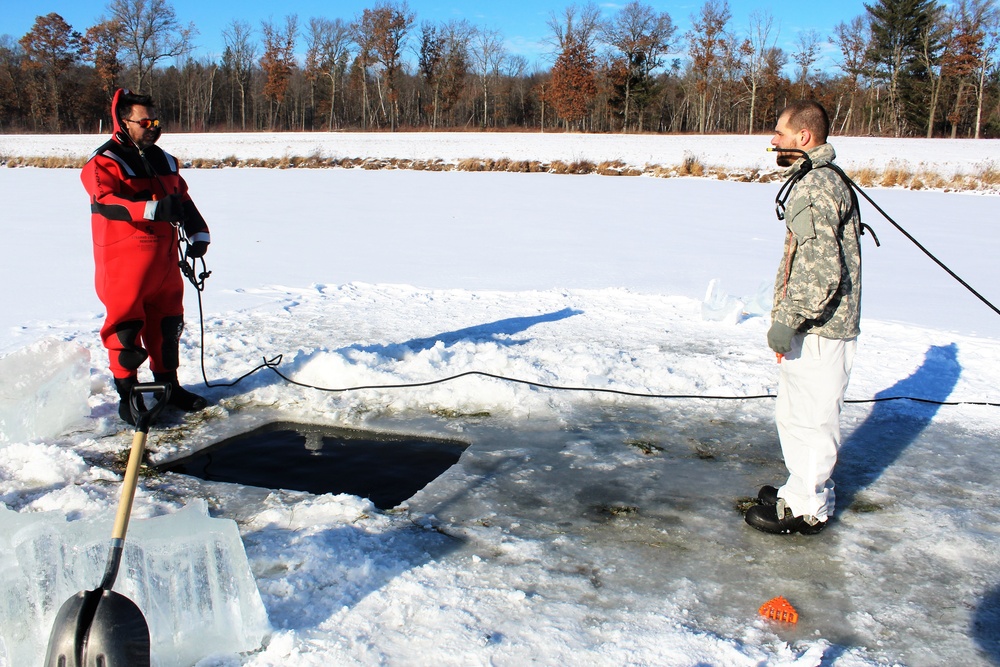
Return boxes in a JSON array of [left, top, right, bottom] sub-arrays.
[[745, 100, 862, 535]]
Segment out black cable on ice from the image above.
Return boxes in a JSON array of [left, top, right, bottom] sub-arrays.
[[176, 160, 998, 410]]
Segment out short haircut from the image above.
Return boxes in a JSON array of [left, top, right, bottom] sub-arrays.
[[780, 100, 829, 144], [117, 90, 156, 122]]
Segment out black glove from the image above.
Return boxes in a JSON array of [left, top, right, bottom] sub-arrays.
[[185, 240, 209, 259], [153, 194, 184, 222], [767, 322, 797, 355]]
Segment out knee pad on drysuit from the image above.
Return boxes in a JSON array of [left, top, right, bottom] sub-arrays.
[[115, 320, 148, 372], [160, 314, 184, 371]]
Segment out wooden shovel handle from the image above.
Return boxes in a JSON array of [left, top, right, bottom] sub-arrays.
[[111, 382, 170, 541], [111, 429, 148, 541]]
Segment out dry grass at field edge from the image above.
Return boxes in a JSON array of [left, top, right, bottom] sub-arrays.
[[2, 153, 997, 193]]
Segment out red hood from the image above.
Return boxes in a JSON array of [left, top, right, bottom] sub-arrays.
[[111, 88, 127, 141]]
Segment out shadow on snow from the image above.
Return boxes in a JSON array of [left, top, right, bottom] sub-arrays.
[[836, 343, 961, 511], [348, 307, 583, 357], [974, 583, 1000, 665]]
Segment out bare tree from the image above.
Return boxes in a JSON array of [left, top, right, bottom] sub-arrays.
[[740, 9, 777, 134], [353, 1, 414, 130], [832, 16, 872, 134], [505, 54, 530, 124], [418, 21, 442, 126], [793, 29, 820, 97], [687, 0, 732, 133], [81, 19, 124, 98], [420, 19, 472, 128], [305, 17, 352, 130], [918, 4, 950, 137], [470, 27, 506, 128], [547, 2, 602, 51], [968, 0, 1000, 137], [941, 0, 986, 137], [107, 0, 194, 91], [222, 19, 255, 130], [0, 36, 25, 130], [601, 1, 677, 131], [175, 56, 217, 130]]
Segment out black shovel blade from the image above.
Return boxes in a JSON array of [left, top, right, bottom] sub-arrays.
[[44, 587, 150, 667]]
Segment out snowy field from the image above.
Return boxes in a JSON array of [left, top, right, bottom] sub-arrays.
[[1, 132, 999, 666], [4, 130, 1000, 179]]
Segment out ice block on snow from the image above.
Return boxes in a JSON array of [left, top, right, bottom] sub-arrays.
[[0, 338, 90, 445], [0, 500, 270, 667], [701, 279, 745, 323]]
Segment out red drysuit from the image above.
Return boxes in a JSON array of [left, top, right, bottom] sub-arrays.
[[82, 89, 210, 380]]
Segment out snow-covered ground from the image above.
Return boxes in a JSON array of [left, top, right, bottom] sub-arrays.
[[4, 130, 1000, 178], [1, 132, 999, 666]]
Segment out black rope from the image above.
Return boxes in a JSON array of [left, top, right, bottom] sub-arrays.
[[184, 281, 998, 408], [771, 146, 999, 316], [261, 358, 1000, 407], [175, 151, 998, 411], [831, 161, 999, 316]]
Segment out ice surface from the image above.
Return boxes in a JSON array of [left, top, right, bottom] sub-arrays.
[[0, 500, 270, 667], [0, 339, 89, 445]]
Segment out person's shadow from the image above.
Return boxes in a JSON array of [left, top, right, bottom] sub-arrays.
[[974, 584, 1000, 664], [348, 307, 583, 357], [835, 343, 961, 512]]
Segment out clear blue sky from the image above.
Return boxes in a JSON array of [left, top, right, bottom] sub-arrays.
[[2, 1, 871, 71]]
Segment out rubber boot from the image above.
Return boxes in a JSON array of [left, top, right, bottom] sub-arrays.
[[152, 371, 208, 412], [757, 485, 779, 505], [113, 376, 145, 426]]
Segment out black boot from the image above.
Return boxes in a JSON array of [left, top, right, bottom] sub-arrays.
[[757, 485, 780, 506], [745, 501, 827, 535], [113, 376, 145, 426], [153, 371, 208, 412]]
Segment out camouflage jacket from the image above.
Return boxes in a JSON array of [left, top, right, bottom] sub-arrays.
[[771, 143, 862, 340]]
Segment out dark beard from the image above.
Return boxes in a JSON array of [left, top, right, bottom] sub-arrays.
[[136, 127, 161, 149], [774, 151, 796, 168]]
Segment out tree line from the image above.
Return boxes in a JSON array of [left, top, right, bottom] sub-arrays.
[[3, 0, 999, 138]]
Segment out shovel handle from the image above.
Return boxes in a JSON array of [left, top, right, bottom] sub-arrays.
[[112, 383, 170, 541]]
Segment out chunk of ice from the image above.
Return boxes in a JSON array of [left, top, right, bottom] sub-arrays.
[[701, 279, 745, 324], [0, 339, 90, 445], [743, 280, 774, 317], [0, 500, 270, 667]]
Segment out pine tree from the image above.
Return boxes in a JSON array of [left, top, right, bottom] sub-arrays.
[[865, 0, 941, 135]]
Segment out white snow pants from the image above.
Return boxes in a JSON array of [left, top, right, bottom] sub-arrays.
[[775, 333, 856, 522]]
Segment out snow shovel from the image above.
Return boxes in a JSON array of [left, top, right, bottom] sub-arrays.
[[43, 382, 170, 667]]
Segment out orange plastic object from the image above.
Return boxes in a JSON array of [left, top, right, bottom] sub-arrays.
[[776, 352, 784, 363], [759, 596, 798, 624]]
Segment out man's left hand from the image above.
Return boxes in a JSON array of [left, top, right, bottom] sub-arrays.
[[186, 241, 209, 259]]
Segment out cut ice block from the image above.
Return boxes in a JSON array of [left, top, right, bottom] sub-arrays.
[[743, 280, 774, 317], [701, 279, 745, 323], [0, 500, 270, 667], [0, 339, 90, 445]]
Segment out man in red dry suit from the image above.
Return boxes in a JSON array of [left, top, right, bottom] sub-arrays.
[[82, 88, 211, 425]]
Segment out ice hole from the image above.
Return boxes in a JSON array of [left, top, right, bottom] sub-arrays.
[[161, 422, 467, 509]]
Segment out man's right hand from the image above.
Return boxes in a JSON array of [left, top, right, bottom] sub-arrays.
[[767, 322, 797, 355], [153, 194, 184, 222]]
